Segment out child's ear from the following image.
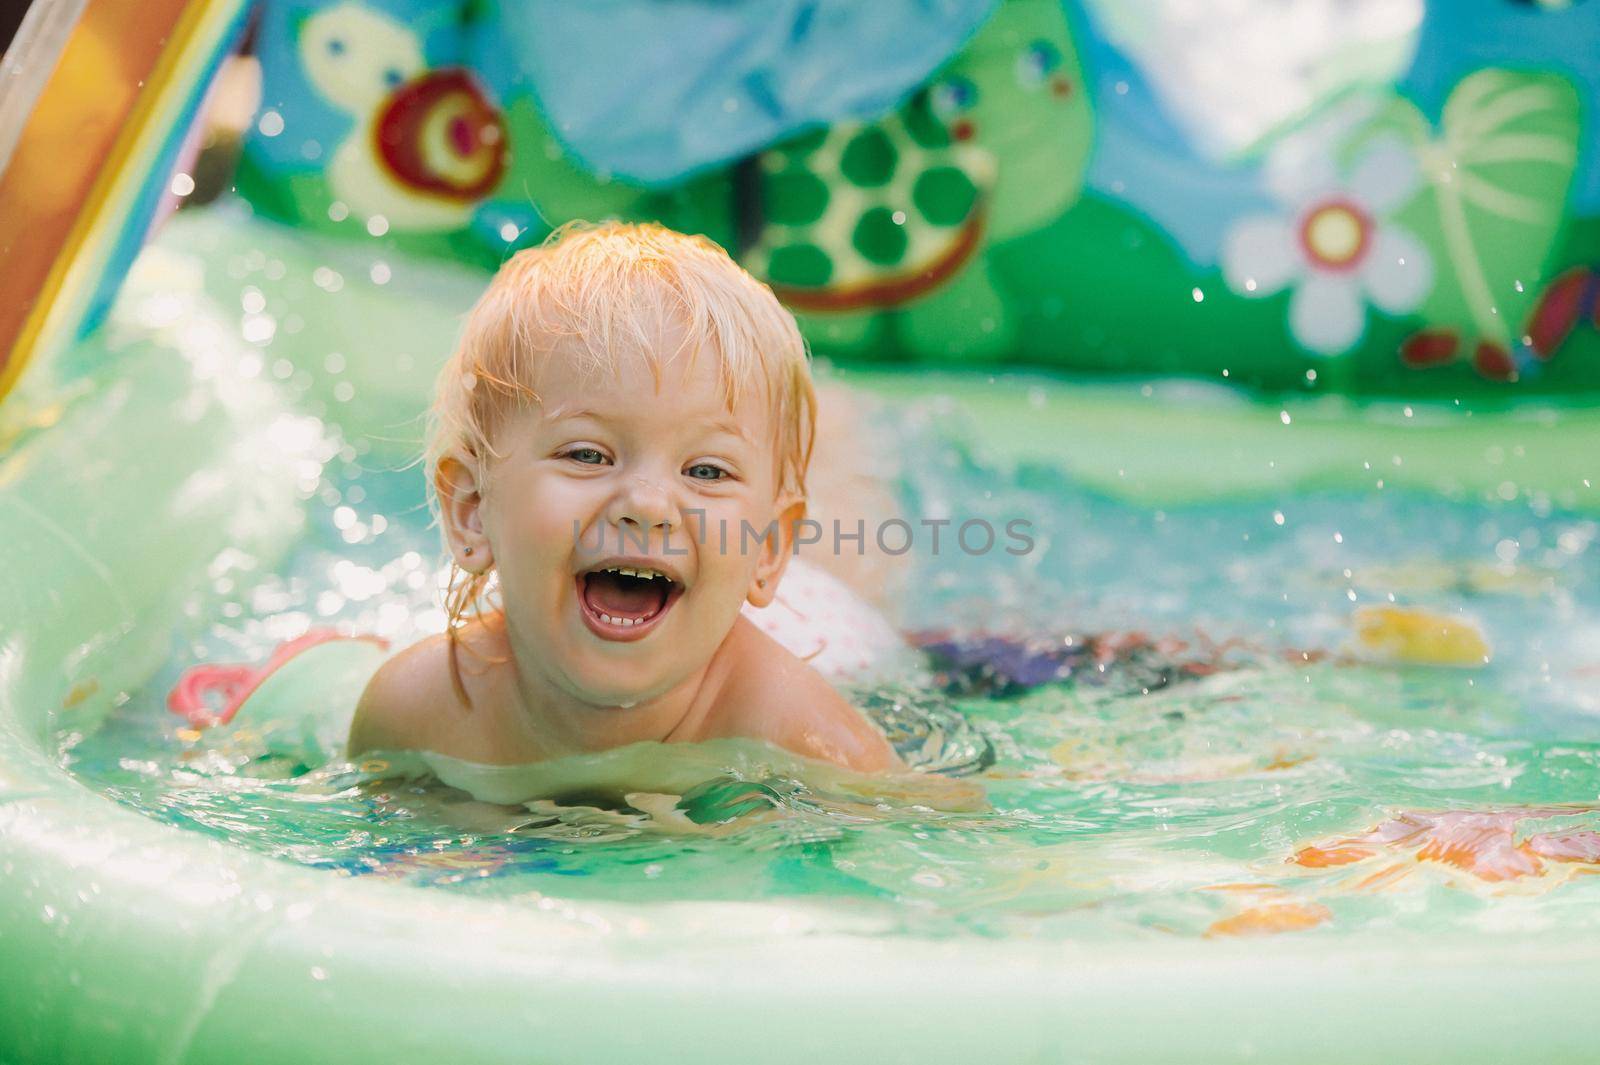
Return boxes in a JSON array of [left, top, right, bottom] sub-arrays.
[[747, 495, 807, 608], [435, 453, 493, 571]]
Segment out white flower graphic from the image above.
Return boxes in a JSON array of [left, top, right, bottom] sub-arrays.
[[1222, 132, 1433, 355]]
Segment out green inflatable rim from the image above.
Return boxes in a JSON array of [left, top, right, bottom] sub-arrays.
[[835, 367, 1600, 515]]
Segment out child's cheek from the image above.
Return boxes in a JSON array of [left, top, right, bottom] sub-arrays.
[[518, 477, 598, 544], [694, 498, 762, 567]]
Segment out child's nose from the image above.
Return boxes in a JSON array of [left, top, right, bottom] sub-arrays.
[[606, 475, 677, 536]]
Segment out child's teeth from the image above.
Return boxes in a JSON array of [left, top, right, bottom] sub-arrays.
[[599, 565, 664, 580]]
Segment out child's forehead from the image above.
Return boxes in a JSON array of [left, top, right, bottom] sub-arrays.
[[508, 353, 773, 459], [526, 319, 774, 416], [533, 340, 715, 399]]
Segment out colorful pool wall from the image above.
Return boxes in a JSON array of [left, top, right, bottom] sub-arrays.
[[4, 0, 1600, 408], [232, 0, 1600, 391]]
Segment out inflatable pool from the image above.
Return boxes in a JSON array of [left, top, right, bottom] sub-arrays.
[[4, 1, 1600, 1062]]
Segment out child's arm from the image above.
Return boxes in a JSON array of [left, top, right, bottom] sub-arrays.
[[346, 636, 445, 758]]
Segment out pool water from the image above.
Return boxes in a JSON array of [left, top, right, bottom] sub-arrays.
[[58, 361, 1600, 945]]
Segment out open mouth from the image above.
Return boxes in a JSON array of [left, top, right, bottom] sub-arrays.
[[575, 564, 684, 642]]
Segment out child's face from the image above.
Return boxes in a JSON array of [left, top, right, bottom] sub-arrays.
[[470, 330, 797, 708]]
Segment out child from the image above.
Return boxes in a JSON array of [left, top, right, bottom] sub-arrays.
[[347, 221, 903, 775]]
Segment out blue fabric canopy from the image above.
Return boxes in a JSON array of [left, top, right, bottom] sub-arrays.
[[484, 0, 996, 185]]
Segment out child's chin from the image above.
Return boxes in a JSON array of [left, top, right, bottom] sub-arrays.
[[569, 665, 668, 709]]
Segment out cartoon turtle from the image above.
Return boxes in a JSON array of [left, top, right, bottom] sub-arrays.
[[299, 3, 506, 233], [739, 0, 1093, 362]]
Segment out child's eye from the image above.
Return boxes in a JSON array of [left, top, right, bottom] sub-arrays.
[[686, 462, 730, 482], [562, 447, 609, 465]]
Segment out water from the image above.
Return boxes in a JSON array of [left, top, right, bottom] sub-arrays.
[[57, 375, 1600, 945]]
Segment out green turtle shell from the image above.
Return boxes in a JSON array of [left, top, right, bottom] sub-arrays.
[[744, 90, 992, 311]]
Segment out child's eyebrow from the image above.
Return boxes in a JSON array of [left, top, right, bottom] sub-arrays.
[[544, 404, 602, 422], [544, 404, 755, 445], [705, 417, 756, 444]]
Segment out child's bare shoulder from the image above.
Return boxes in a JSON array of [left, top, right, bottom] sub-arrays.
[[708, 618, 899, 773], [347, 633, 455, 758]]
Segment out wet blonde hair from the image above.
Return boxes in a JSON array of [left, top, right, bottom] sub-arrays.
[[424, 219, 818, 707]]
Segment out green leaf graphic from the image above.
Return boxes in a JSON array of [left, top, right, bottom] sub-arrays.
[[1391, 70, 1581, 345]]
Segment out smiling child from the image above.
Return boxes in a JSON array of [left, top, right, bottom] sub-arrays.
[[347, 221, 902, 774]]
